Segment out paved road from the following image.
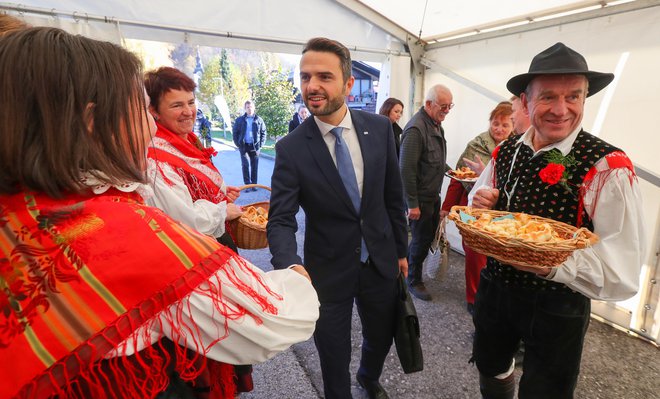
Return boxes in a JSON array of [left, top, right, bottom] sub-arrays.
[[210, 141, 659, 399]]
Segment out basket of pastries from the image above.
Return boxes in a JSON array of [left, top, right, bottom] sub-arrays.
[[229, 184, 271, 249], [447, 206, 599, 269]]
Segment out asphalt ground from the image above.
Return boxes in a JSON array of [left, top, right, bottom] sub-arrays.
[[211, 140, 659, 399]]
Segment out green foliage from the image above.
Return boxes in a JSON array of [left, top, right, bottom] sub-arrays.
[[194, 49, 294, 137], [220, 50, 231, 88], [252, 59, 295, 140], [197, 55, 222, 117], [227, 62, 251, 118], [169, 43, 195, 76], [197, 52, 251, 127]]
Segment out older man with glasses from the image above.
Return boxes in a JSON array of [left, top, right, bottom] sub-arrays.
[[400, 84, 454, 300]]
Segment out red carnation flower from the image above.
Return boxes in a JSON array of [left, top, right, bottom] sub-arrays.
[[491, 145, 500, 160], [539, 163, 565, 185]]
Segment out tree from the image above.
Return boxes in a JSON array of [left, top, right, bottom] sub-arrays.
[[197, 55, 222, 119], [252, 58, 295, 140], [220, 50, 231, 89], [221, 50, 251, 118], [169, 43, 195, 76], [196, 51, 252, 130]]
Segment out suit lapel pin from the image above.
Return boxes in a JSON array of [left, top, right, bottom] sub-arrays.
[[364, 131, 368, 135]]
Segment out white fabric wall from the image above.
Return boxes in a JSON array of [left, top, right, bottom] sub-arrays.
[[4, 0, 406, 61], [423, 6, 660, 343], [376, 55, 413, 122]]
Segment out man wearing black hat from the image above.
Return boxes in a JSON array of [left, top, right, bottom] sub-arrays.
[[468, 43, 646, 398]]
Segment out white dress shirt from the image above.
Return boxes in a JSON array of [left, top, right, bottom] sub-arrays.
[[314, 106, 365, 197], [468, 126, 646, 301]]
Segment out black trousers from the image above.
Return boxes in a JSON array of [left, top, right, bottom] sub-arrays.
[[313, 259, 397, 399], [472, 271, 590, 399], [406, 198, 440, 286], [239, 147, 259, 185]]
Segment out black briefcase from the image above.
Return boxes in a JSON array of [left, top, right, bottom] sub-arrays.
[[394, 275, 424, 373]]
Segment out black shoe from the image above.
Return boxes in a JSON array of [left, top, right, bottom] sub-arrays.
[[357, 374, 389, 399], [408, 283, 432, 301]]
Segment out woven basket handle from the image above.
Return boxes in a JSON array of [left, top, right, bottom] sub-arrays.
[[238, 184, 271, 192]]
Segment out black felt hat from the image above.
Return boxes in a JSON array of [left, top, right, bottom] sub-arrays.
[[506, 42, 614, 97]]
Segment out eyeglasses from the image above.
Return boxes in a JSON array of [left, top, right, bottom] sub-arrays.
[[434, 102, 454, 111]]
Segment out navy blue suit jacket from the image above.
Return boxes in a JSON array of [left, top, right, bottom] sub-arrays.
[[267, 109, 408, 302]]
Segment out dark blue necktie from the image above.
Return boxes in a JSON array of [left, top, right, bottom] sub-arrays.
[[330, 127, 369, 262]]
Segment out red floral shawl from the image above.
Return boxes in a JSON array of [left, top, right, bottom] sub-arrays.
[[0, 189, 278, 398]]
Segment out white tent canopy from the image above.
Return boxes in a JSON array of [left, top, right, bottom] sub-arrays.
[[2, 0, 659, 345]]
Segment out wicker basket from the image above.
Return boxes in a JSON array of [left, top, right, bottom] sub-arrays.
[[229, 184, 271, 250], [447, 206, 598, 269]]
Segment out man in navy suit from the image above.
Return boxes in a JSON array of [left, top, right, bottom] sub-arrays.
[[267, 37, 408, 399]]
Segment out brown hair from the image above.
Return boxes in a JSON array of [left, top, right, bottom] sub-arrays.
[[0, 27, 148, 197], [378, 97, 404, 118], [302, 37, 352, 83], [0, 14, 28, 35], [490, 101, 513, 122], [144, 66, 196, 112]]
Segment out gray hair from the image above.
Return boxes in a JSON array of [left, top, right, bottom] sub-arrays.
[[425, 84, 451, 103]]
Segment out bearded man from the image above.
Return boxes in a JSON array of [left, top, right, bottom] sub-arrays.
[[267, 37, 408, 399]]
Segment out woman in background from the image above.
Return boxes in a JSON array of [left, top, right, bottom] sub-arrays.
[[441, 101, 513, 315], [378, 97, 405, 157], [0, 27, 318, 399]]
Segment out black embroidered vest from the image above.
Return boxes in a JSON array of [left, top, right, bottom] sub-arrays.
[[485, 130, 621, 290]]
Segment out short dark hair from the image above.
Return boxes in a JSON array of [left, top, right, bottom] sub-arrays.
[[0, 27, 148, 197], [302, 37, 352, 83], [378, 97, 404, 117], [144, 67, 196, 112]]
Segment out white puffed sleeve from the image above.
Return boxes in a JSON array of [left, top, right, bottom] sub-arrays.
[[146, 161, 227, 238]]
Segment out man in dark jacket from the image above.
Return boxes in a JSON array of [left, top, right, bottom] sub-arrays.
[[233, 100, 267, 189], [399, 84, 453, 300]]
